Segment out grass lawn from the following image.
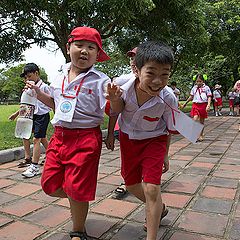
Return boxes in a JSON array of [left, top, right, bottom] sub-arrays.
[[0, 105, 109, 150], [0, 102, 192, 151]]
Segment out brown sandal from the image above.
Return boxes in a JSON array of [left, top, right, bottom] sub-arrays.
[[17, 158, 32, 168], [70, 231, 89, 240], [143, 203, 169, 232]]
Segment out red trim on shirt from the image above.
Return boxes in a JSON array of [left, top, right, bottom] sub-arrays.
[[143, 116, 160, 122]]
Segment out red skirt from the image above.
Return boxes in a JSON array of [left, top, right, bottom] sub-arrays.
[[214, 98, 223, 107], [229, 99, 234, 108], [190, 102, 208, 118]]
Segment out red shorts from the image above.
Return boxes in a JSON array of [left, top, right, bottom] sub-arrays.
[[190, 102, 208, 119], [119, 131, 168, 185], [41, 126, 102, 202], [214, 98, 223, 107], [229, 99, 234, 108]]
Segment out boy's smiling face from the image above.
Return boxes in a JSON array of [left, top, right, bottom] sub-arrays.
[[67, 40, 99, 72], [137, 61, 171, 96]]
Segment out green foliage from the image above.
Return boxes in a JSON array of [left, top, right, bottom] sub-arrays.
[[0, 0, 239, 95], [0, 64, 48, 101], [0, 0, 155, 63]]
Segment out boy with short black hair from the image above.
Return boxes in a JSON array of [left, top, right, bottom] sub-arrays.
[[19, 63, 51, 178], [9, 63, 50, 173], [107, 41, 178, 240]]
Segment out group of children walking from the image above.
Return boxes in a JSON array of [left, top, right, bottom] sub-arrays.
[[9, 26, 240, 240]]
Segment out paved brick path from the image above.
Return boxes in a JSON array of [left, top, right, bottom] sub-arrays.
[[0, 114, 239, 240]]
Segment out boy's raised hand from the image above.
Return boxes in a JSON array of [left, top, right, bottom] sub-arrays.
[[107, 83, 122, 101]]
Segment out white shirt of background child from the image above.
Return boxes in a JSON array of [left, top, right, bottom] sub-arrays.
[[190, 84, 212, 103], [173, 87, 180, 100], [34, 79, 51, 115], [114, 72, 135, 86], [50, 63, 110, 128], [213, 89, 222, 99], [118, 76, 178, 140], [228, 91, 237, 100]]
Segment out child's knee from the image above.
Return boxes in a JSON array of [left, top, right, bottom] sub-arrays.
[[143, 183, 160, 200], [33, 137, 41, 145]]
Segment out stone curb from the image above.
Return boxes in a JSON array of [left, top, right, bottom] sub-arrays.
[[0, 129, 108, 164]]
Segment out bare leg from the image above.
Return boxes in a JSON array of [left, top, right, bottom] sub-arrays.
[[193, 115, 204, 140], [68, 197, 89, 235], [49, 188, 67, 198], [214, 105, 218, 115], [142, 183, 162, 240], [41, 137, 48, 150], [198, 117, 205, 140], [32, 137, 41, 164], [126, 183, 146, 202], [23, 138, 31, 159]]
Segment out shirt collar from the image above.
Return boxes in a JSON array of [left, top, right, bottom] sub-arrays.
[[120, 76, 165, 104]]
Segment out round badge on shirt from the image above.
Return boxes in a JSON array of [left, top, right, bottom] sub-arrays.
[[60, 101, 72, 113]]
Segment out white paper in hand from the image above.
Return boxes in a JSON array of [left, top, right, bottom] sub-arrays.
[[173, 109, 204, 143]]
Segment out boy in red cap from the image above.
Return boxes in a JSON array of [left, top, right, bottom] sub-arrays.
[[26, 26, 110, 240]]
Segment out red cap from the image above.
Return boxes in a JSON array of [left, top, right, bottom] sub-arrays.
[[127, 47, 137, 57], [68, 26, 110, 62]]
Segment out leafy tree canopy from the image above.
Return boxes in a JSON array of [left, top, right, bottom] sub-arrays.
[[0, 64, 48, 102]]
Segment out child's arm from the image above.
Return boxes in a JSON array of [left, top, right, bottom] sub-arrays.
[[163, 134, 171, 173], [107, 83, 124, 113], [206, 96, 211, 112], [105, 115, 118, 151], [181, 95, 193, 109], [8, 110, 19, 121], [26, 81, 55, 111]]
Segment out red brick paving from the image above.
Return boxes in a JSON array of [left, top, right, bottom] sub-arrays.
[[0, 114, 239, 239]]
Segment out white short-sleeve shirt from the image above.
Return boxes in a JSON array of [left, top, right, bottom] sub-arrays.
[[34, 79, 51, 115], [228, 91, 237, 100], [190, 84, 212, 103], [114, 72, 135, 86], [118, 77, 178, 140], [213, 90, 222, 99], [50, 63, 110, 128]]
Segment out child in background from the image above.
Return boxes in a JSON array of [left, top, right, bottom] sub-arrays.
[[105, 47, 138, 198], [213, 84, 223, 117], [105, 47, 137, 150], [26, 27, 110, 240], [107, 41, 178, 240], [20, 63, 51, 178], [182, 74, 212, 141], [170, 81, 180, 100], [228, 88, 237, 116], [234, 79, 240, 131], [9, 63, 50, 173]]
